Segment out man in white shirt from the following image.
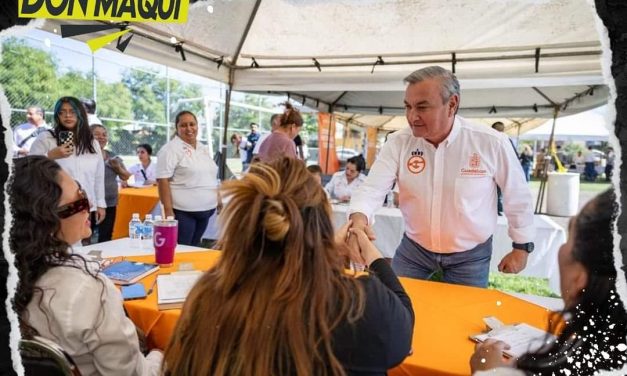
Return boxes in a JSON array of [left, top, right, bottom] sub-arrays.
[[81, 98, 103, 126], [583, 146, 598, 181], [12, 106, 48, 158], [348, 66, 535, 287]]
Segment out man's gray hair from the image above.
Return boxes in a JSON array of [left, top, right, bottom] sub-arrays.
[[27, 105, 45, 116], [403, 66, 460, 103]]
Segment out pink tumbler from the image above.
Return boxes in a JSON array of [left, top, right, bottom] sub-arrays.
[[153, 217, 178, 267]]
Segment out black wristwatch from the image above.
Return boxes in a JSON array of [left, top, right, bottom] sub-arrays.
[[512, 242, 534, 253]]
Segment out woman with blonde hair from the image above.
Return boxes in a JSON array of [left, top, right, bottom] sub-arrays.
[[164, 157, 414, 375]]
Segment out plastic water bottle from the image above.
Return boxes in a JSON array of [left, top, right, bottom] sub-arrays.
[[386, 190, 395, 208], [129, 213, 142, 248], [142, 214, 154, 248]]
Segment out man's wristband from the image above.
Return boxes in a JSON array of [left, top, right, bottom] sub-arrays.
[[512, 242, 534, 253]]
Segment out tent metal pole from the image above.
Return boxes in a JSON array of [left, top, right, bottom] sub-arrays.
[[231, 0, 262, 65], [233, 50, 601, 70], [325, 110, 333, 173], [220, 69, 235, 180], [535, 106, 559, 213]]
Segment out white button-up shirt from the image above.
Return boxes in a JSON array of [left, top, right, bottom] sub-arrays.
[[349, 116, 535, 254], [26, 259, 163, 376], [12, 122, 49, 157], [30, 131, 106, 211]]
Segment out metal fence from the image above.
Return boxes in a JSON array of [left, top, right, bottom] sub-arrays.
[[2, 32, 279, 168]]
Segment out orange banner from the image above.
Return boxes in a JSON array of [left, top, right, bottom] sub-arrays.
[[318, 113, 340, 174]]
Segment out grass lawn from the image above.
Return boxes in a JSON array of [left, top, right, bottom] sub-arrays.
[[488, 273, 560, 298], [528, 178, 612, 193], [430, 270, 560, 298]]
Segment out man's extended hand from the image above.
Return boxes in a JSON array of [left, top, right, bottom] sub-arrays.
[[497, 249, 528, 274], [346, 213, 376, 266], [350, 227, 383, 266]]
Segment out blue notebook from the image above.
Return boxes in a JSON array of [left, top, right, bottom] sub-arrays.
[[102, 261, 159, 285]]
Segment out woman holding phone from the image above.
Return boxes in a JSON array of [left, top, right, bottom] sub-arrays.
[[31, 96, 106, 244]]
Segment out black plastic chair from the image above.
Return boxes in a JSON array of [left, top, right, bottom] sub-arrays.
[[19, 336, 81, 376]]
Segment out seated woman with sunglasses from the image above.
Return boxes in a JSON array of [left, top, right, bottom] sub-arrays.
[[9, 156, 163, 375]]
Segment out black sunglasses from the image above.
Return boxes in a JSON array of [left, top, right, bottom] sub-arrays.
[[57, 181, 90, 219]]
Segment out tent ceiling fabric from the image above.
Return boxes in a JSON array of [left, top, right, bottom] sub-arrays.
[[519, 109, 611, 142], [39, 0, 607, 121], [238, 0, 598, 59], [255, 84, 608, 118]]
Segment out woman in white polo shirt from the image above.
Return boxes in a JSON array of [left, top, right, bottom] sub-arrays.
[[156, 111, 219, 246]]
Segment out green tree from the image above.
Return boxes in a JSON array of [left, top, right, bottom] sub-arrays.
[[121, 68, 204, 124], [0, 38, 59, 125], [57, 69, 92, 100], [168, 79, 203, 119], [122, 68, 165, 123], [96, 81, 133, 121], [120, 68, 204, 153], [227, 94, 274, 132]]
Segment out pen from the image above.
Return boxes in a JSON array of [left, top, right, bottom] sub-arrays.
[[146, 278, 158, 295]]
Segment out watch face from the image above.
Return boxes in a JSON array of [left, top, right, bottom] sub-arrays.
[[514, 243, 534, 252]]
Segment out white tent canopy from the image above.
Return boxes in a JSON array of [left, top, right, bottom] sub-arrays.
[[519, 107, 611, 142], [40, 0, 608, 121]]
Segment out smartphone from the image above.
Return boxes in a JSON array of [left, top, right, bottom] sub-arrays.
[[121, 283, 147, 300], [57, 131, 74, 147]]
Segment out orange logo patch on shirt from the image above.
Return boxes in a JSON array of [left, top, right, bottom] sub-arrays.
[[407, 155, 426, 174], [460, 152, 487, 176]]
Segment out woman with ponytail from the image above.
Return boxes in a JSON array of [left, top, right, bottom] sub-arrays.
[[164, 157, 414, 375], [257, 102, 304, 163]]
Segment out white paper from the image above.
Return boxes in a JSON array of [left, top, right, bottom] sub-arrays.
[[472, 323, 556, 358], [156, 272, 202, 304]]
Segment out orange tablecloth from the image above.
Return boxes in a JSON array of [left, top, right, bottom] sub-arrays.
[[125, 251, 551, 376], [112, 186, 160, 239]]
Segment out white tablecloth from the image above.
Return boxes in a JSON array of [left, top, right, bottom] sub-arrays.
[[494, 215, 566, 294], [332, 204, 565, 294], [144, 202, 220, 241], [331, 204, 405, 259], [76, 237, 207, 258]]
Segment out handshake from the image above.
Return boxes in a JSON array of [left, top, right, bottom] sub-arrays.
[[335, 218, 384, 268]]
